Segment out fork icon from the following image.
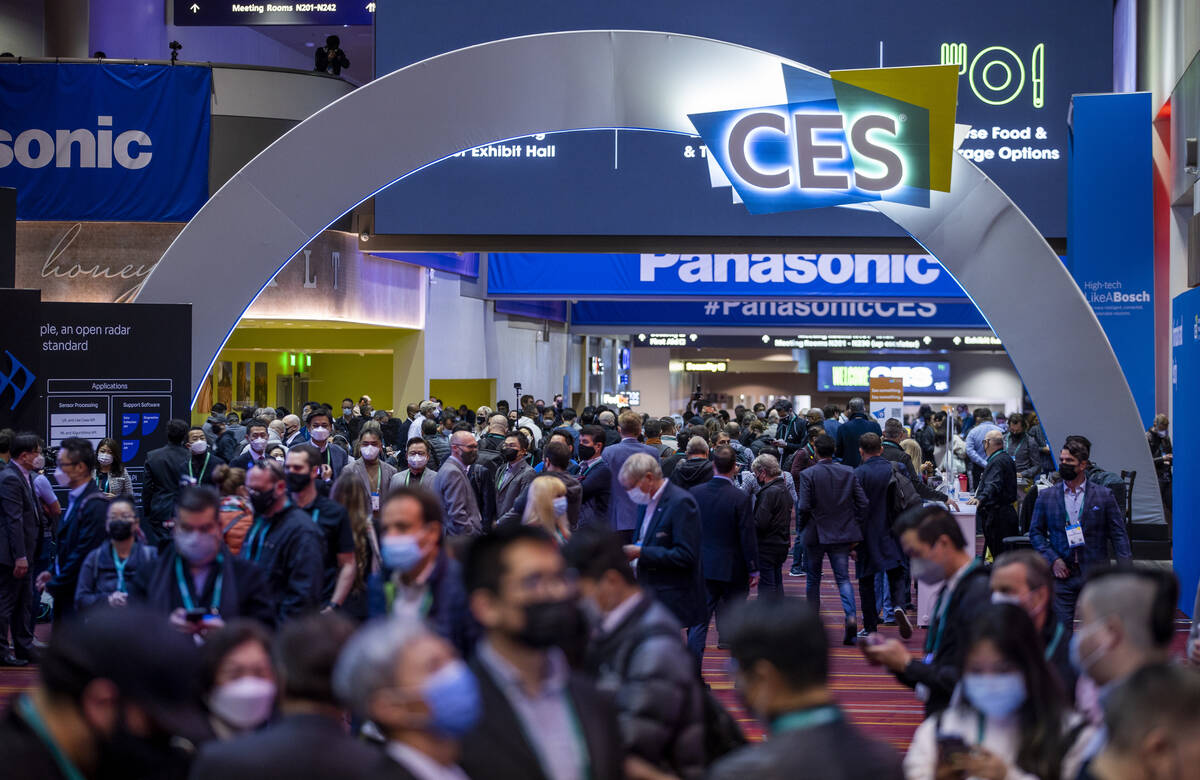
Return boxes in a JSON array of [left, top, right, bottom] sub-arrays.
[[940, 42, 968, 75]]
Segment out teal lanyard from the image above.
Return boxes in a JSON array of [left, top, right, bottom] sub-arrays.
[[771, 705, 841, 734], [111, 545, 130, 593], [94, 472, 110, 492], [925, 559, 981, 655], [310, 508, 320, 526], [16, 696, 87, 780], [175, 554, 224, 611], [1044, 622, 1065, 661], [188, 452, 211, 481]]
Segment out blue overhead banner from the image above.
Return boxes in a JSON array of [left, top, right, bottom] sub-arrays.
[[1171, 287, 1200, 614], [370, 252, 480, 278], [1068, 93, 1154, 427], [489, 253, 969, 299], [571, 299, 988, 329], [0, 63, 211, 221]]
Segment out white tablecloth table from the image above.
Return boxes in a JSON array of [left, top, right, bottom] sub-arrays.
[[915, 504, 978, 628]]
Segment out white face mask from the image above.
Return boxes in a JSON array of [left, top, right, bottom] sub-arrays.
[[552, 496, 569, 516], [52, 466, 71, 486], [310, 426, 330, 443], [407, 454, 428, 470], [249, 437, 267, 453], [360, 444, 381, 461], [208, 676, 277, 730], [627, 486, 652, 505], [31, 455, 45, 471], [991, 591, 1023, 607], [190, 440, 208, 455], [96, 452, 114, 466]]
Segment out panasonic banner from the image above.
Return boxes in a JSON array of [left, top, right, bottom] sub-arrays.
[[0, 64, 211, 221]]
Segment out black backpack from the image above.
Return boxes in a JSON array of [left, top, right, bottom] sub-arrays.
[[888, 462, 923, 517]]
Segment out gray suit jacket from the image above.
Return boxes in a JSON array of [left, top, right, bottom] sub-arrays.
[[434, 457, 482, 536], [0, 466, 39, 566], [495, 461, 535, 520]]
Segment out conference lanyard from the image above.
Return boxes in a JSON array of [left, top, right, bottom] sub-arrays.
[[175, 554, 224, 612], [188, 452, 211, 481], [310, 508, 320, 526], [924, 559, 981, 656], [94, 472, 110, 493], [242, 518, 269, 562], [771, 705, 841, 734], [111, 545, 131, 593], [16, 696, 87, 780], [1044, 622, 1065, 662]]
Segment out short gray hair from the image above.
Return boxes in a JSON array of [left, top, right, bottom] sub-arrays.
[[883, 418, 905, 440], [333, 619, 431, 718], [1080, 574, 1159, 651], [619, 452, 661, 487], [598, 410, 616, 426], [685, 437, 710, 456], [419, 401, 435, 414], [752, 453, 781, 477]]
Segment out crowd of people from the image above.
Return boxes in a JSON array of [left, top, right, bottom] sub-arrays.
[[0, 393, 1194, 780]]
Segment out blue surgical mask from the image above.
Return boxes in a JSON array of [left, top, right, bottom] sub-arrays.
[[910, 556, 944, 585], [963, 672, 1026, 718], [423, 660, 481, 738], [1069, 624, 1108, 676], [381, 534, 423, 573]]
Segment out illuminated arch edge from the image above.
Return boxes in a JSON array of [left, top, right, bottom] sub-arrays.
[[135, 30, 1162, 523]]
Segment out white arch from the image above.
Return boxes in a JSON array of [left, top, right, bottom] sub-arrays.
[[135, 30, 1162, 523]]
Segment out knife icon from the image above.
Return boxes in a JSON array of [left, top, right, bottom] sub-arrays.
[[1031, 43, 1044, 108]]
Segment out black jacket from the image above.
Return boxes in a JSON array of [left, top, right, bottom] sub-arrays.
[[634, 482, 705, 627], [142, 443, 190, 539], [75, 540, 157, 609], [584, 595, 706, 779], [881, 440, 947, 503], [185, 452, 226, 486], [461, 654, 624, 780], [214, 432, 241, 465], [577, 458, 612, 531], [835, 413, 882, 467], [853, 456, 905, 579], [896, 562, 992, 715], [190, 713, 382, 780], [690, 477, 757, 583], [668, 457, 714, 491], [47, 482, 110, 612], [293, 495, 353, 603], [974, 451, 1018, 508], [0, 465, 38, 567], [130, 544, 276, 626], [914, 422, 937, 464], [240, 503, 326, 621], [753, 477, 792, 564]]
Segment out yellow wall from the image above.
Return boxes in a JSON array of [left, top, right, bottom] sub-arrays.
[[429, 379, 497, 413]]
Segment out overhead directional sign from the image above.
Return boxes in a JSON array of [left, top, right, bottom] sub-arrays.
[[172, 0, 373, 26], [633, 333, 1003, 351]]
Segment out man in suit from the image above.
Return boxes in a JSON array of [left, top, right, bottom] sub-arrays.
[[0, 434, 42, 666], [968, 429, 1020, 560], [577, 425, 612, 531], [191, 613, 380, 780], [1028, 437, 1132, 633], [462, 525, 623, 780], [306, 408, 349, 482], [185, 426, 226, 486], [854, 433, 913, 638], [862, 506, 992, 715], [495, 432, 536, 521], [229, 418, 272, 471], [618, 453, 704, 630], [686, 445, 757, 663], [142, 418, 191, 546], [434, 431, 483, 536], [602, 412, 660, 543], [797, 434, 867, 645], [499, 440, 582, 528], [709, 599, 903, 780], [835, 397, 881, 467], [475, 413, 510, 478], [37, 437, 109, 622], [334, 619, 475, 780]]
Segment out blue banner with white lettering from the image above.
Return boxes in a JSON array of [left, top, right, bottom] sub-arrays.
[[489, 253, 968, 299], [1171, 287, 1200, 614], [571, 299, 988, 328], [0, 63, 211, 221]]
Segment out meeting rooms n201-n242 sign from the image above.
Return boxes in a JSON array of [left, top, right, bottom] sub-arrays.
[[374, 0, 1110, 238]]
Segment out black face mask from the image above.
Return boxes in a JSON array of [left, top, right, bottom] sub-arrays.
[[107, 520, 134, 541], [1058, 463, 1078, 482], [578, 444, 596, 461], [94, 715, 190, 780], [516, 598, 583, 649], [248, 488, 277, 515], [501, 447, 519, 463], [285, 471, 312, 493]]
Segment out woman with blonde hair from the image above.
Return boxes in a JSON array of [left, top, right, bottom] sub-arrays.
[[475, 405, 493, 437], [330, 472, 379, 622], [522, 476, 570, 544]]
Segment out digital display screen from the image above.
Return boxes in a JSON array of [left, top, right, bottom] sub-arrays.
[[172, 0, 373, 26], [818, 360, 951, 393], [374, 0, 1110, 238]]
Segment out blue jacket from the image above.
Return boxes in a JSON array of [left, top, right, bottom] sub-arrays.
[[690, 477, 757, 583], [797, 459, 867, 546], [368, 548, 478, 657], [635, 482, 704, 627], [603, 438, 661, 532], [835, 413, 882, 467], [853, 456, 904, 577], [1028, 480, 1132, 573]]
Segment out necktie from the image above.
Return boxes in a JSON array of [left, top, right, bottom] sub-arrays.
[[634, 503, 648, 543]]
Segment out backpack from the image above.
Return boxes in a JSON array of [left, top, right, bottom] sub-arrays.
[[618, 625, 747, 766], [888, 462, 922, 518]]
